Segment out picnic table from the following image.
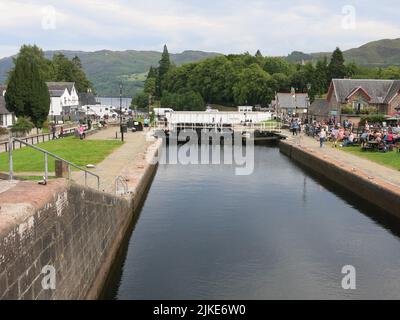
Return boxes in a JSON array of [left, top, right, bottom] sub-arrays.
[[362, 140, 379, 151]]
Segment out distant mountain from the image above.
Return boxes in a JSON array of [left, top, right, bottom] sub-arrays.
[[2, 38, 400, 96], [0, 49, 221, 97], [286, 38, 400, 67]]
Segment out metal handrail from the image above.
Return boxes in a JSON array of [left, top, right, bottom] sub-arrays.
[[7, 137, 100, 190], [115, 176, 129, 196], [0, 128, 79, 154]]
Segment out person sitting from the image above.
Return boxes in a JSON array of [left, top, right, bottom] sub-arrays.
[[360, 131, 369, 147], [343, 132, 355, 147], [384, 130, 394, 145], [375, 131, 383, 143]]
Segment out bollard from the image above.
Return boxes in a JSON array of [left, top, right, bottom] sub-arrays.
[[8, 137, 13, 181], [55, 160, 68, 178]]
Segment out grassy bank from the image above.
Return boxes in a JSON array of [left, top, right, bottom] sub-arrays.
[[341, 146, 400, 171], [0, 137, 123, 172]]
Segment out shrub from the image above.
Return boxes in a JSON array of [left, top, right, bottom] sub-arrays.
[[0, 127, 8, 136], [11, 117, 35, 136], [341, 105, 354, 115], [359, 114, 386, 126]]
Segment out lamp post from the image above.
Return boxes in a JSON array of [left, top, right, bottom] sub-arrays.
[[119, 82, 124, 142], [306, 83, 312, 123]]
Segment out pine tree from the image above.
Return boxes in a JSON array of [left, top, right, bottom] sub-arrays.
[[5, 52, 50, 128], [156, 45, 171, 97], [315, 57, 329, 94], [255, 50, 263, 58], [328, 47, 347, 80], [147, 66, 157, 79], [72, 55, 82, 69]]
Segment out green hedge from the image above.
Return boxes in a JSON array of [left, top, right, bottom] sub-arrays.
[[359, 114, 386, 125]]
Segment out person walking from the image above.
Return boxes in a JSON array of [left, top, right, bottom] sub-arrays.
[[51, 123, 57, 140], [79, 125, 85, 140], [319, 128, 327, 148]]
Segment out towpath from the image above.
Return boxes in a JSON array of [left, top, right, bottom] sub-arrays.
[[282, 130, 400, 188]]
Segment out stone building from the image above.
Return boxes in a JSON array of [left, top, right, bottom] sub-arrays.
[[326, 79, 400, 116], [275, 90, 309, 116]]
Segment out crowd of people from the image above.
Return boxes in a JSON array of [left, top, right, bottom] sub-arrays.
[[285, 117, 400, 151]]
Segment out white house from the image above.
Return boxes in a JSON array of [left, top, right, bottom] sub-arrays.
[[47, 82, 79, 122], [238, 106, 253, 112], [0, 86, 15, 128]]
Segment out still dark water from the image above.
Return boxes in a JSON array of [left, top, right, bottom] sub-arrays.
[[104, 145, 400, 300]]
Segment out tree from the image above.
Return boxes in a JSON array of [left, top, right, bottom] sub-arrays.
[[72, 55, 82, 69], [156, 45, 171, 97], [264, 57, 292, 75], [255, 50, 263, 58], [147, 66, 157, 79], [233, 64, 274, 106], [328, 47, 347, 80], [52, 53, 92, 93], [161, 90, 205, 111], [5, 50, 50, 128], [144, 77, 156, 97], [131, 92, 149, 110], [8, 45, 53, 82], [315, 57, 329, 95]]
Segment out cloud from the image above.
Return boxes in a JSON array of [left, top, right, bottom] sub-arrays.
[[0, 0, 399, 58]]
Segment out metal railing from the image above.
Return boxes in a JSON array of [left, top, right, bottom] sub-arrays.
[[0, 128, 78, 154], [154, 121, 282, 132], [115, 176, 129, 196], [7, 137, 100, 190]]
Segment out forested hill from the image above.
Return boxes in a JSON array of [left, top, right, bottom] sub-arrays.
[[287, 38, 400, 66], [0, 50, 221, 97]]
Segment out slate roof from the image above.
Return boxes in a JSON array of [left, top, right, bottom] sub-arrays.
[[276, 93, 309, 109], [46, 82, 75, 95], [331, 79, 400, 104], [79, 92, 97, 106], [309, 98, 329, 116], [0, 96, 11, 115], [49, 90, 66, 98]]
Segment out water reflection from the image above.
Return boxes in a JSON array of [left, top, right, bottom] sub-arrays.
[[103, 145, 400, 300]]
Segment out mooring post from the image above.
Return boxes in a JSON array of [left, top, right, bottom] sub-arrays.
[[44, 153, 48, 182], [8, 136, 13, 181]]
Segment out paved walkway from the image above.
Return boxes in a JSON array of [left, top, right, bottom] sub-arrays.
[[71, 127, 152, 194], [283, 130, 400, 188]]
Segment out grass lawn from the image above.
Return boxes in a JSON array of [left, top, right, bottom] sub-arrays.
[[0, 137, 123, 172], [341, 146, 400, 170]]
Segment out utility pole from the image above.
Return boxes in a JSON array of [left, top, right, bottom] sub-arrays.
[[148, 94, 152, 125], [120, 82, 124, 142]]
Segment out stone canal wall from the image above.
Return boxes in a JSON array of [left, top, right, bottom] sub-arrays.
[[279, 140, 400, 218], [0, 139, 161, 300]]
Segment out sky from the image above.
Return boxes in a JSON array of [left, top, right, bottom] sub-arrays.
[[0, 0, 399, 58]]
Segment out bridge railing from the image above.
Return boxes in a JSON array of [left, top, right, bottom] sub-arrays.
[[153, 120, 282, 132], [6, 137, 100, 190]]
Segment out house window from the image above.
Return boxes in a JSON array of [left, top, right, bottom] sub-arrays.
[[353, 101, 365, 113], [0, 115, 3, 126]]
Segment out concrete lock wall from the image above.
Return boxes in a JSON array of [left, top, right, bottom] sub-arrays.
[[279, 140, 400, 218], [0, 142, 160, 300]]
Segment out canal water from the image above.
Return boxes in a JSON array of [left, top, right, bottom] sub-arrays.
[[104, 145, 400, 300]]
